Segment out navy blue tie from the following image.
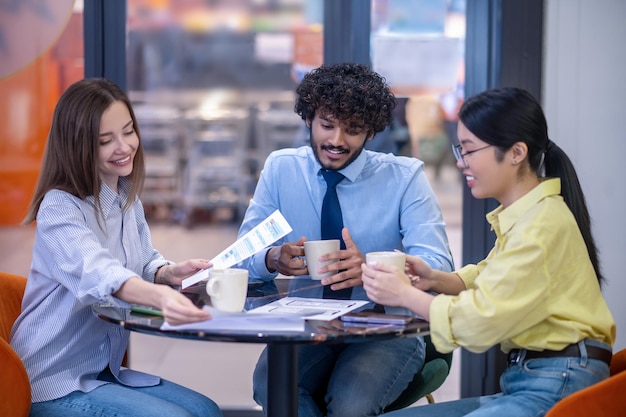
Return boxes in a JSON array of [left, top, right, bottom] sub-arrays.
[[320, 170, 352, 299]]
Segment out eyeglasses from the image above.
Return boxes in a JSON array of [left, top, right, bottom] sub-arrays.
[[452, 144, 492, 168]]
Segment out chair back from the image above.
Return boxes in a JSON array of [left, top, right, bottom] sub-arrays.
[[0, 271, 27, 342], [610, 347, 626, 376], [383, 334, 454, 411], [0, 271, 31, 417]]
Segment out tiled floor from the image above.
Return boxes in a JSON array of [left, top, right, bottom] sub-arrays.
[[0, 164, 463, 415]]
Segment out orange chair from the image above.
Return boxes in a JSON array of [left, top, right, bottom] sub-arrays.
[[544, 347, 626, 417], [0, 272, 31, 417]]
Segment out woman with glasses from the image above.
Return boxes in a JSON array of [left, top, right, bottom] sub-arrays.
[[362, 87, 615, 417]]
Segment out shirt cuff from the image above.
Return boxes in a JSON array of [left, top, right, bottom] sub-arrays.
[[251, 248, 278, 282], [429, 294, 458, 354], [455, 264, 478, 288], [145, 260, 171, 284]]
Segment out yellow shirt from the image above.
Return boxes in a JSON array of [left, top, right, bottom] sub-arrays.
[[430, 178, 615, 354]]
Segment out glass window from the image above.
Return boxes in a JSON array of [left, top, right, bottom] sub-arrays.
[[371, 0, 466, 166], [125, 0, 321, 224]]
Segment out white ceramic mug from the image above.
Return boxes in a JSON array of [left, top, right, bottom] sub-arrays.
[[304, 239, 340, 280], [205, 268, 248, 312], [365, 251, 406, 270]]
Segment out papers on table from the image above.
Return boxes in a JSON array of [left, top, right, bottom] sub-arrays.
[[248, 297, 369, 321], [181, 210, 292, 289], [161, 306, 306, 332], [160, 297, 368, 333]]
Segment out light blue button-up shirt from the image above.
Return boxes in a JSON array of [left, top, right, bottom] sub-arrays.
[[10, 179, 168, 402], [237, 146, 454, 311]]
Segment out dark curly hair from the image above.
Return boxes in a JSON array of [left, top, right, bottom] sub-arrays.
[[294, 62, 396, 138]]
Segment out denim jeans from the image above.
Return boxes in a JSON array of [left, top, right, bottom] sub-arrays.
[[253, 337, 425, 417], [382, 340, 611, 417], [30, 370, 223, 417]]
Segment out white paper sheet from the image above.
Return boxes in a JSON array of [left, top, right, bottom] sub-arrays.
[[247, 297, 369, 321], [160, 306, 305, 332], [181, 210, 293, 289], [159, 297, 368, 333]]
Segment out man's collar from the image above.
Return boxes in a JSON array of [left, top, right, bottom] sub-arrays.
[[319, 149, 367, 182]]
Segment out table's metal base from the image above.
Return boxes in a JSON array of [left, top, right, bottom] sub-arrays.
[[267, 343, 298, 417]]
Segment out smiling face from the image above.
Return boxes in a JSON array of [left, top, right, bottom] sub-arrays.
[[456, 121, 522, 206], [309, 112, 369, 170], [97, 101, 139, 191]]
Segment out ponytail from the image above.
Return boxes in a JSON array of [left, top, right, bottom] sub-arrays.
[[544, 140, 603, 286], [460, 88, 603, 287]]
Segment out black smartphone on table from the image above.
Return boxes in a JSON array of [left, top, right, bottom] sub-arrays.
[[340, 311, 414, 325]]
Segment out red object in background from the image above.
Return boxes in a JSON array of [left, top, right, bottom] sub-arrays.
[[0, 52, 61, 225], [0, 4, 82, 226]]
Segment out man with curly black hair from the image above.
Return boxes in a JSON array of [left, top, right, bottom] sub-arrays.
[[237, 62, 453, 416]]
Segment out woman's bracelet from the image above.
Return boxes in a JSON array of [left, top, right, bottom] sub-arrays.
[[155, 263, 171, 284]]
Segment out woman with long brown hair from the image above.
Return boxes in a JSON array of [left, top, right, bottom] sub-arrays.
[[12, 78, 222, 417]]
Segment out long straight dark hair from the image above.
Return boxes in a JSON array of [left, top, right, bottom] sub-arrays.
[[23, 78, 145, 227], [459, 87, 603, 286]]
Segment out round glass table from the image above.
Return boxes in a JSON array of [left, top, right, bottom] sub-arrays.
[[93, 278, 429, 417]]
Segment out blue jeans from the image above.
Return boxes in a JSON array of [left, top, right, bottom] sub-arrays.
[[382, 340, 611, 417], [253, 337, 425, 417], [30, 370, 222, 417]]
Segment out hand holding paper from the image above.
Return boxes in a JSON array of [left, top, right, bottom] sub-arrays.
[[182, 210, 292, 289]]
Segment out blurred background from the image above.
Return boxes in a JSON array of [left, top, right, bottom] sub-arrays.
[[0, 1, 466, 414], [1, 0, 624, 415], [0, 0, 466, 226]]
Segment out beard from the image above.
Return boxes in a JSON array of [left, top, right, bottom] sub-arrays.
[[309, 127, 367, 170]]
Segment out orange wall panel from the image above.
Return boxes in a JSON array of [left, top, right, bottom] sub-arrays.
[[0, 2, 79, 226], [0, 52, 60, 225]]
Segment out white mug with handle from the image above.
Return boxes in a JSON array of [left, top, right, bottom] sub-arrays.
[[206, 268, 249, 312]]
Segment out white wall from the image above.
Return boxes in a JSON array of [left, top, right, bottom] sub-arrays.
[[543, 0, 626, 351]]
